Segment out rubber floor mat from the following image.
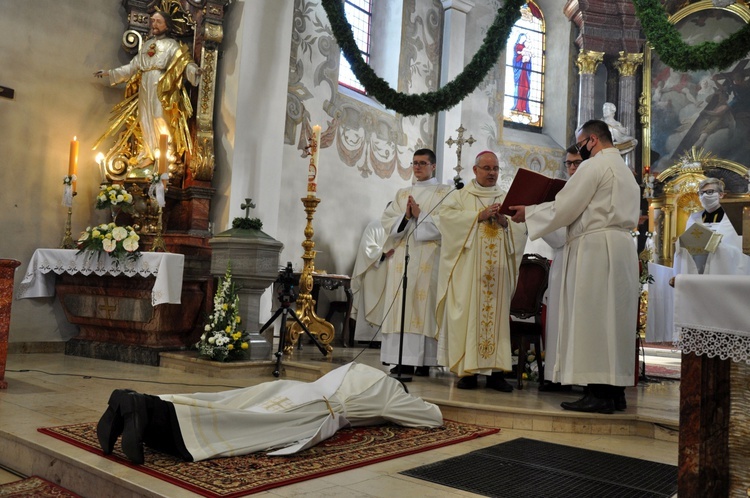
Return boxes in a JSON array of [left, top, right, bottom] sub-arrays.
[[401, 437, 677, 498]]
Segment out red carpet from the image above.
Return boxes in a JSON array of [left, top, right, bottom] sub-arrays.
[[39, 420, 498, 497], [644, 363, 680, 380], [0, 476, 82, 497]]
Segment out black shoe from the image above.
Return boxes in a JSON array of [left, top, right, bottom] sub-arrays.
[[486, 372, 513, 392], [96, 389, 135, 455], [120, 393, 149, 464], [414, 366, 431, 377], [538, 382, 572, 392], [456, 375, 478, 389], [561, 394, 614, 414], [390, 365, 415, 375], [615, 394, 627, 411]]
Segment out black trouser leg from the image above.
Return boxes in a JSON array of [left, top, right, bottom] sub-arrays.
[[142, 395, 193, 461], [589, 384, 625, 400]]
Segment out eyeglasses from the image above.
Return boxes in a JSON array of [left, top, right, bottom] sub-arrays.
[[411, 161, 433, 167], [699, 189, 718, 196], [565, 160, 583, 167], [573, 136, 591, 152], [477, 166, 500, 172]]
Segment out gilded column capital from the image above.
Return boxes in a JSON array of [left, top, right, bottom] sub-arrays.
[[615, 51, 644, 77], [576, 49, 605, 75]]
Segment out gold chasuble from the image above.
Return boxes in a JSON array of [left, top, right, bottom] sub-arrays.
[[434, 180, 526, 377]]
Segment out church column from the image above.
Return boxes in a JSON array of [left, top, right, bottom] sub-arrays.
[[214, 0, 295, 327], [436, 0, 474, 183], [575, 49, 604, 125], [615, 51, 643, 171]]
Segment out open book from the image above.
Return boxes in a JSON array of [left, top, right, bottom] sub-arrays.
[[678, 222, 723, 255], [498, 168, 566, 216]]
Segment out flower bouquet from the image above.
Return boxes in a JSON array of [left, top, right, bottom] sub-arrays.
[[96, 183, 134, 221], [76, 223, 141, 261], [196, 264, 250, 361]]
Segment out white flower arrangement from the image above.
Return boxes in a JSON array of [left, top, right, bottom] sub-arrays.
[[196, 264, 250, 361], [76, 222, 140, 261], [95, 183, 134, 211]]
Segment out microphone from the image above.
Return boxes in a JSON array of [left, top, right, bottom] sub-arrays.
[[453, 175, 464, 190]]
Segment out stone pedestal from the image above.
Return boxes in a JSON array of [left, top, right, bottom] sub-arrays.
[[0, 259, 21, 389], [209, 228, 284, 361]]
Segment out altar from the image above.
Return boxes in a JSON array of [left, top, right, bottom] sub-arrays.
[[673, 274, 750, 497], [18, 249, 206, 366]]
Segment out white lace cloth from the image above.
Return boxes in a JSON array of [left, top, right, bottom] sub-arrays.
[[17, 248, 184, 306], [674, 274, 750, 364]]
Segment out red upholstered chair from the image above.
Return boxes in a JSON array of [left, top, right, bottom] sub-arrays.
[[509, 253, 550, 390]]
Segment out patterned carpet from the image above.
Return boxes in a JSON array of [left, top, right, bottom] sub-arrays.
[[0, 476, 82, 497], [40, 420, 498, 497]]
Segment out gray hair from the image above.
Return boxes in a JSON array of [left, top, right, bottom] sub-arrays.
[[698, 177, 725, 193]]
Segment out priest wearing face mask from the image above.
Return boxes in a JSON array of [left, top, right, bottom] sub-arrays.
[[673, 177, 747, 275]]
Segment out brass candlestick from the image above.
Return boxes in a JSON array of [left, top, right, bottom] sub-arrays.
[[60, 206, 76, 249], [286, 196, 334, 354], [150, 206, 167, 252]]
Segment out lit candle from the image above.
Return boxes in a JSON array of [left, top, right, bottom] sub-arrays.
[[95, 153, 106, 183], [68, 136, 79, 191], [308, 125, 321, 197], [158, 133, 168, 175]]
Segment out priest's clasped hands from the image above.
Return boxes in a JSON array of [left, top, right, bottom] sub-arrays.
[[479, 203, 509, 228], [405, 195, 421, 220]]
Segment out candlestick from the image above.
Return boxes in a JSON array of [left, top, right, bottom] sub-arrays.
[[69, 137, 79, 192], [308, 125, 321, 197], [95, 153, 107, 183], [158, 133, 168, 174]]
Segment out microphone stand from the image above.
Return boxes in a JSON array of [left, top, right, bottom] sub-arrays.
[[392, 236, 412, 383], [390, 179, 462, 385]]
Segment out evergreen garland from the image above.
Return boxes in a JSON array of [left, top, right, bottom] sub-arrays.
[[633, 0, 750, 71], [321, 0, 525, 116]]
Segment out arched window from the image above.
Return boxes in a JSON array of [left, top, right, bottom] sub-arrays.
[[338, 0, 372, 94], [503, 1, 545, 129]]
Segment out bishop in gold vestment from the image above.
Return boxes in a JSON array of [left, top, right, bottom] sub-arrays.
[[434, 152, 526, 388]]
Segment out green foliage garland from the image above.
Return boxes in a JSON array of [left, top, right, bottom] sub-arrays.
[[321, 0, 525, 116], [633, 0, 750, 71]]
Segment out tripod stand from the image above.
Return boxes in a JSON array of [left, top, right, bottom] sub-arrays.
[[259, 282, 328, 378]]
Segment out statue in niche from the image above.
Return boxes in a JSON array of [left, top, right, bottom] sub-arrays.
[[93, 10, 202, 178], [601, 102, 638, 155]]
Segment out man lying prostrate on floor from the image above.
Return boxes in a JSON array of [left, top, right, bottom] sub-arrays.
[[96, 362, 443, 464]]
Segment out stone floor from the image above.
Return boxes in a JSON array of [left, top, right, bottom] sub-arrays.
[[0, 345, 680, 497]]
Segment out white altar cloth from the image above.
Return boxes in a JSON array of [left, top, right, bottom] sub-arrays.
[[17, 249, 184, 306], [674, 274, 750, 364]]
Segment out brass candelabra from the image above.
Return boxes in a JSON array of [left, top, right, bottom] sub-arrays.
[[285, 196, 335, 354]]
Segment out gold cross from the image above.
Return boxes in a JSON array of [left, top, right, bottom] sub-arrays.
[[445, 124, 476, 178], [97, 298, 118, 320], [261, 397, 294, 412]]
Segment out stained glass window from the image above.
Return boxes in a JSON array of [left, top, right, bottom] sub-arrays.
[[503, 1, 545, 128], [338, 0, 372, 94]]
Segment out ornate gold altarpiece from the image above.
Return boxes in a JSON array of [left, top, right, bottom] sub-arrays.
[[62, 0, 230, 365], [646, 149, 750, 267]]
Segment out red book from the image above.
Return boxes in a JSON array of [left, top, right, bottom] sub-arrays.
[[498, 168, 566, 216]]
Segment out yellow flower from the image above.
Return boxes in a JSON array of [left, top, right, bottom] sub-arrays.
[[222, 304, 228, 311], [227, 344, 234, 350], [522, 372, 528, 380], [235, 316, 241, 323], [241, 342, 249, 350], [225, 326, 232, 333]]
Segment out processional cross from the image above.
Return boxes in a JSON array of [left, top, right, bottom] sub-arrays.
[[445, 124, 476, 178]]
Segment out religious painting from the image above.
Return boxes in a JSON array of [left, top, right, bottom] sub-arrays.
[[643, 2, 750, 174], [503, 1, 545, 128]]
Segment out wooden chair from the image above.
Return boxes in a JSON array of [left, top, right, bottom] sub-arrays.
[[509, 253, 550, 390]]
